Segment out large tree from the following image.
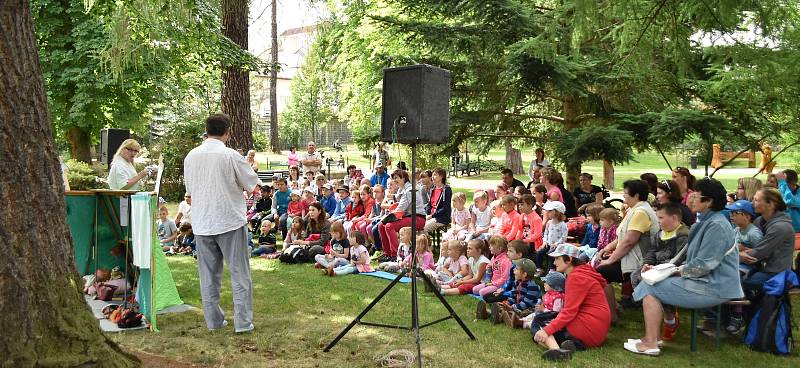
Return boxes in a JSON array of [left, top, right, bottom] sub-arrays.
[[269, 0, 280, 153], [221, 0, 254, 151], [0, 0, 138, 365]]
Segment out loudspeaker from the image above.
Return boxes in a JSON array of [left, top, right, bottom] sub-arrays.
[[381, 64, 450, 144], [101, 128, 130, 165]]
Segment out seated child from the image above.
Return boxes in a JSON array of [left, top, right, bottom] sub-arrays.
[[172, 223, 195, 256], [325, 231, 373, 276], [580, 204, 603, 248], [443, 192, 470, 241], [248, 185, 273, 231], [495, 195, 523, 241], [498, 258, 543, 328], [472, 236, 512, 297], [427, 240, 469, 284], [486, 240, 529, 301], [251, 220, 278, 257], [521, 271, 566, 329], [314, 222, 350, 270], [535, 201, 567, 275], [283, 220, 305, 246], [518, 194, 544, 254], [725, 199, 763, 333], [157, 206, 178, 252], [377, 227, 412, 272], [401, 234, 435, 271], [465, 190, 492, 241], [440, 239, 489, 295], [285, 189, 306, 232]]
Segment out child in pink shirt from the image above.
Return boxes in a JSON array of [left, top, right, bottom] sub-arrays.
[[402, 234, 436, 271], [472, 236, 512, 297], [518, 194, 543, 251]]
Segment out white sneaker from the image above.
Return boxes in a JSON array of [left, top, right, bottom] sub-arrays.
[[209, 320, 228, 331], [235, 323, 255, 333]]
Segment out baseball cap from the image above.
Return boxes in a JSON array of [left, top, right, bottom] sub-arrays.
[[512, 258, 537, 276], [303, 187, 316, 194], [542, 201, 566, 214], [548, 243, 581, 259], [542, 271, 566, 292], [323, 183, 332, 190], [290, 189, 302, 197], [726, 199, 756, 218]]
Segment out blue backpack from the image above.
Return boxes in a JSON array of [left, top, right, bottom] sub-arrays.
[[744, 270, 798, 355]]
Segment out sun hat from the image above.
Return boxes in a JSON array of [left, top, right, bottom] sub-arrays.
[[542, 201, 566, 214], [548, 243, 581, 259]]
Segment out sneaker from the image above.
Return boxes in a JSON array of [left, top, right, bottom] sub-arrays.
[[501, 310, 522, 329], [726, 316, 744, 334], [490, 303, 503, 324], [209, 320, 228, 331], [661, 316, 680, 341], [235, 323, 255, 334], [541, 348, 573, 361], [475, 300, 489, 320], [314, 263, 323, 269], [560, 340, 577, 354]]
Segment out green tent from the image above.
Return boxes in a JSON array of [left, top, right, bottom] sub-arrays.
[[65, 190, 183, 331]]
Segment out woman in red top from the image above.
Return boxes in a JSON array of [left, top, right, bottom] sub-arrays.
[[532, 244, 611, 361], [424, 168, 452, 233]]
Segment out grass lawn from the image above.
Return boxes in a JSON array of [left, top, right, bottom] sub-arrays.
[[111, 257, 799, 367]]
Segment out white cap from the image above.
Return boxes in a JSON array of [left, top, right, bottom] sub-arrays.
[[542, 201, 566, 214]]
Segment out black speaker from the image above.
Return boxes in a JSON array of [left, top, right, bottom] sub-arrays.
[[101, 128, 130, 165], [381, 64, 450, 144]]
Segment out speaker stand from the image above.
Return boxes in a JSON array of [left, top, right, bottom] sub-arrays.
[[323, 143, 476, 367]]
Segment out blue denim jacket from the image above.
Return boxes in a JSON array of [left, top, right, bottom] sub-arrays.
[[678, 210, 744, 299]]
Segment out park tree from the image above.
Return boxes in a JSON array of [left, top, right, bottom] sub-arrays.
[[221, 0, 254, 151], [269, 0, 281, 153], [0, 0, 138, 365]]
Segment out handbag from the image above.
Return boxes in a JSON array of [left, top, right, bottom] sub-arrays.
[[641, 240, 737, 285], [95, 283, 118, 301]]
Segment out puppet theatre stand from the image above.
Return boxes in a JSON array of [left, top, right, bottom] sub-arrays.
[[65, 190, 183, 331]]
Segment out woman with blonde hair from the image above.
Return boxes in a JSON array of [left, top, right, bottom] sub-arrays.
[[107, 139, 151, 190], [736, 177, 762, 201], [246, 150, 259, 172]]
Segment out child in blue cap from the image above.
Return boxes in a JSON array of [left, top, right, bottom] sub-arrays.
[[725, 199, 763, 332]]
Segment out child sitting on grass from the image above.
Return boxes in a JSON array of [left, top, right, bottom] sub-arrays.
[[495, 195, 523, 241], [170, 223, 195, 256], [439, 239, 489, 295], [428, 240, 469, 285], [285, 189, 306, 233], [443, 192, 470, 241], [325, 231, 372, 276], [401, 234, 435, 271], [486, 240, 528, 302], [499, 258, 542, 328], [314, 221, 350, 270], [521, 271, 566, 330], [284, 220, 305, 246], [251, 220, 278, 257], [473, 236, 512, 297], [377, 227, 412, 272], [157, 206, 178, 252]]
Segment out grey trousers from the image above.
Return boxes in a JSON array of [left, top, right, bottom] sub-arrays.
[[195, 226, 253, 331]]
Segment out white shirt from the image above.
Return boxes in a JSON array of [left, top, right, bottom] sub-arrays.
[[300, 151, 322, 173], [183, 139, 261, 236], [178, 200, 192, 224], [108, 155, 139, 190]]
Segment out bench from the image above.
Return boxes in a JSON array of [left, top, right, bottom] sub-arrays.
[[267, 160, 290, 170], [689, 299, 752, 352], [711, 144, 756, 168], [453, 161, 481, 177], [257, 170, 289, 183]]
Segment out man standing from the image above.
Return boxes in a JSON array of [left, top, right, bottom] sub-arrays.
[[371, 142, 391, 170], [300, 141, 322, 174], [184, 114, 261, 333]]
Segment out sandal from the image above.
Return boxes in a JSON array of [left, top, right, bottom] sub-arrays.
[[623, 341, 660, 356]]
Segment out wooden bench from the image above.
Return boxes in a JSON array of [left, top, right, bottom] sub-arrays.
[[711, 144, 756, 168], [267, 160, 290, 170], [453, 161, 481, 177], [257, 170, 289, 183]]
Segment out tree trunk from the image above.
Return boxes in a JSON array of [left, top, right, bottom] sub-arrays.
[[269, 0, 280, 153], [505, 140, 522, 174], [66, 125, 92, 163], [0, 1, 139, 365], [603, 159, 615, 190], [562, 97, 581, 191], [221, 0, 253, 151]]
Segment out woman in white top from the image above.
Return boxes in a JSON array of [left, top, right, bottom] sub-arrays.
[[107, 139, 150, 190], [528, 148, 551, 182]]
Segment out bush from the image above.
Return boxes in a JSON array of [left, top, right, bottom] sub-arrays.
[[150, 119, 204, 201], [65, 159, 107, 190], [253, 131, 270, 152]]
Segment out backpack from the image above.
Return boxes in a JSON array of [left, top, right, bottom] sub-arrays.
[[279, 245, 308, 264], [744, 270, 798, 355]]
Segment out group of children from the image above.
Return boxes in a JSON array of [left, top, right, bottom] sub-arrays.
[[157, 206, 195, 256]]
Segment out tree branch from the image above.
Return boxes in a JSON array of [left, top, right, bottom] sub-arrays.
[[496, 112, 565, 123], [709, 134, 770, 177]]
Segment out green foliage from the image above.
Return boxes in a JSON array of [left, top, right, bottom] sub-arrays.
[[253, 131, 270, 152], [150, 118, 205, 201], [64, 159, 107, 190], [554, 125, 636, 167]]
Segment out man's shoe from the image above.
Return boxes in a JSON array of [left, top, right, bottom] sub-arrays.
[[541, 348, 573, 361], [235, 323, 255, 334]]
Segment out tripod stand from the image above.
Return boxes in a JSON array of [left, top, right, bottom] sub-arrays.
[[323, 143, 475, 367]]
